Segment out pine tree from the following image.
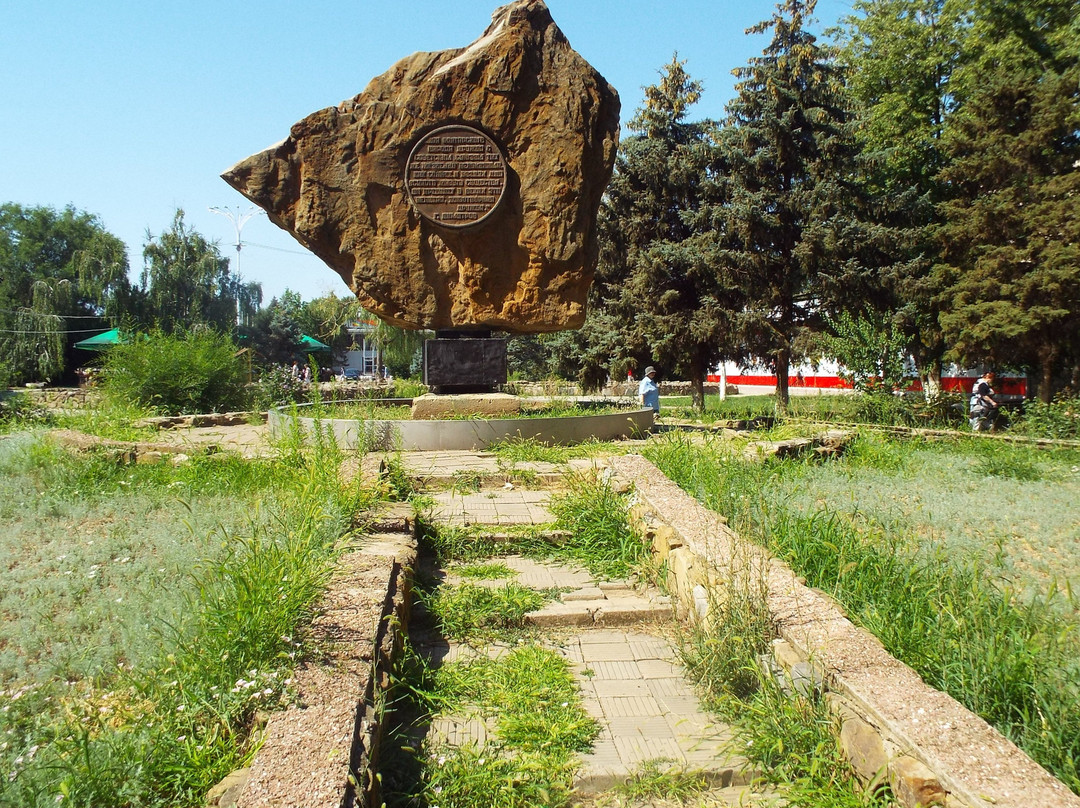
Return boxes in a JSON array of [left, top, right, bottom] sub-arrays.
[[936, 0, 1080, 401], [577, 57, 746, 409], [721, 0, 861, 411]]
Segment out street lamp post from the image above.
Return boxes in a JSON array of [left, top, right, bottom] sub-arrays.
[[209, 205, 258, 276]]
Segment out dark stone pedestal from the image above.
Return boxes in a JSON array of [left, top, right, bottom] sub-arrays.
[[423, 331, 507, 394]]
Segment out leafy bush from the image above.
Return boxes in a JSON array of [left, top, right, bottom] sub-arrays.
[[250, 362, 307, 410], [1013, 394, 1080, 440], [0, 389, 39, 431], [100, 328, 248, 415]]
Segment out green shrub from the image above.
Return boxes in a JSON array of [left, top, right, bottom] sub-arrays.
[[100, 328, 248, 415], [1013, 395, 1080, 440], [250, 363, 307, 410], [0, 389, 39, 431]]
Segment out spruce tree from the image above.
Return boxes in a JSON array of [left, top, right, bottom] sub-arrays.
[[936, 0, 1080, 400], [578, 57, 745, 409], [721, 0, 861, 411]]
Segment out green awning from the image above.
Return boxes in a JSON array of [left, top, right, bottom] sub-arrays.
[[73, 328, 126, 350], [297, 334, 331, 352]]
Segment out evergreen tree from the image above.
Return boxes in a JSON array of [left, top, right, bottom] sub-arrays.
[[721, 0, 862, 411], [936, 0, 1080, 400], [838, 0, 966, 398], [582, 56, 745, 409]]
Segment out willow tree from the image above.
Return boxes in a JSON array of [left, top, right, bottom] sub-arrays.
[[140, 209, 259, 335], [0, 203, 131, 383]]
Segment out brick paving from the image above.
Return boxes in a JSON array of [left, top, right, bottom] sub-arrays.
[[410, 453, 769, 805]]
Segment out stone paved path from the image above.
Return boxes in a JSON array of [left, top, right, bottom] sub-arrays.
[[403, 450, 777, 807]]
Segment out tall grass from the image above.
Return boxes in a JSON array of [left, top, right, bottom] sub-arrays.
[[644, 433, 1080, 794], [546, 473, 650, 579], [381, 642, 597, 808], [0, 414, 379, 806]]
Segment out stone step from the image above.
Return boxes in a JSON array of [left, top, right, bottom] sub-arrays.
[[573, 758, 762, 796], [526, 599, 672, 628]]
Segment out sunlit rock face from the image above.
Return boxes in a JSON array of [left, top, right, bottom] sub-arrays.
[[222, 0, 619, 333]]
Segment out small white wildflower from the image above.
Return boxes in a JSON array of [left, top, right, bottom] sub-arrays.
[[176, 705, 185, 712], [177, 735, 186, 742]]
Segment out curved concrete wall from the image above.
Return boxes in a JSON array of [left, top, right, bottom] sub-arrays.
[[268, 401, 655, 451]]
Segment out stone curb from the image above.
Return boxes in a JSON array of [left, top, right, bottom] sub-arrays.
[[608, 453, 1080, 808], [229, 504, 417, 808]]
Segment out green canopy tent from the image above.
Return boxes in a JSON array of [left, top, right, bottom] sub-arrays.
[[297, 334, 331, 352], [73, 328, 127, 350]]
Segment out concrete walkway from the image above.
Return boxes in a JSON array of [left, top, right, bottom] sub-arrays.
[[405, 450, 775, 807]]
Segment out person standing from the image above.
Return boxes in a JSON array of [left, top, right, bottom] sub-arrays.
[[969, 371, 1000, 431], [638, 366, 660, 413]]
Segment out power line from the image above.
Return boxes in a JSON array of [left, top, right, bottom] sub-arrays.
[[0, 308, 109, 319], [0, 327, 114, 335], [244, 241, 318, 257]]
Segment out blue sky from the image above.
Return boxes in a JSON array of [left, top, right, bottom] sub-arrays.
[[1, 0, 853, 303]]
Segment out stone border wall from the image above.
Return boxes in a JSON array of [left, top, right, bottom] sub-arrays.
[[8, 386, 96, 409], [270, 402, 655, 451], [608, 454, 1080, 808], [234, 506, 416, 808]]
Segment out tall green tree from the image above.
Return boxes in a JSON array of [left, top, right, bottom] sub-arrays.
[[0, 203, 131, 383], [721, 0, 862, 411], [936, 0, 1080, 401], [838, 0, 967, 398], [582, 56, 745, 409], [139, 209, 260, 335]]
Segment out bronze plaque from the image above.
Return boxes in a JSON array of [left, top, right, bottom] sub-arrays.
[[405, 125, 508, 227]]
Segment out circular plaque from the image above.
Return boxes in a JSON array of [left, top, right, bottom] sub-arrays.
[[405, 125, 508, 228]]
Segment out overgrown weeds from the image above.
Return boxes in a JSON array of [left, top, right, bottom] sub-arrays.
[[645, 432, 1080, 794], [419, 582, 554, 642], [546, 473, 649, 579], [675, 571, 888, 807], [380, 642, 598, 808], [0, 408, 380, 806]]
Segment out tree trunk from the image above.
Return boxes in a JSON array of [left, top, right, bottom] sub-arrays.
[[922, 357, 942, 402], [1040, 353, 1054, 403], [775, 349, 791, 414], [690, 355, 706, 413], [1038, 342, 1059, 404]]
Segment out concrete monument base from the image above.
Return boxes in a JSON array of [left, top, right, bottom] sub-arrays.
[[411, 393, 521, 420]]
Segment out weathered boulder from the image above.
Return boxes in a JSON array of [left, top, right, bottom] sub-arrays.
[[222, 0, 619, 333]]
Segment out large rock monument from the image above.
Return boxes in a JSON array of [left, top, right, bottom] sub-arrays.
[[222, 0, 619, 345]]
